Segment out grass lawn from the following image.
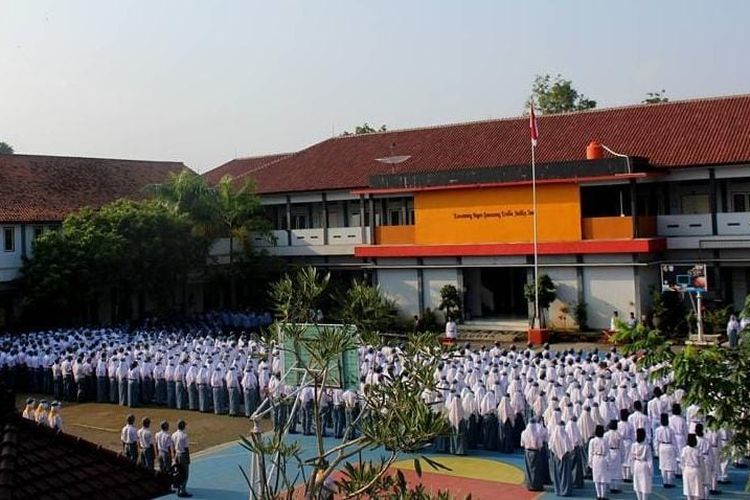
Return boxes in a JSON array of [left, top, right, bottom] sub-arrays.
[[15, 392, 272, 454]]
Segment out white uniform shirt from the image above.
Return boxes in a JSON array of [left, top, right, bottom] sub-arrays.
[[172, 429, 189, 453], [121, 424, 138, 444]]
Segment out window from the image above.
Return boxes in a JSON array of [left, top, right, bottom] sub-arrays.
[[389, 210, 401, 226], [33, 226, 44, 240], [681, 193, 710, 214], [3, 227, 14, 252], [291, 215, 307, 230], [732, 192, 750, 212]]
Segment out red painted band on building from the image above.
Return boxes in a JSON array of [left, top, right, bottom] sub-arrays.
[[354, 238, 667, 258]]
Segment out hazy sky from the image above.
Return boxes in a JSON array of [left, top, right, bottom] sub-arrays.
[[1, 1, 749, 172]]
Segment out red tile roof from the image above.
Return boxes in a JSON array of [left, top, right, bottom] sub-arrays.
[[212, 94, 750, 194], [0, 154, 188, 222], [203, 153, 290, 185], [0, 390, 172, 500]]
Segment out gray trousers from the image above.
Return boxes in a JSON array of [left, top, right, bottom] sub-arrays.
[[175, 451, 190, 494]]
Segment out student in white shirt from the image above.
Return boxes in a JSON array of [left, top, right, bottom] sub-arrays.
[[120, 414, 138, 462], [172, 420, 192, 498], [155, 421, 174, 473], [138, 417, 156, 470]]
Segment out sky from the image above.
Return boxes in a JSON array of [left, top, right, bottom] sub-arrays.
[[1, 1, 749, 173]]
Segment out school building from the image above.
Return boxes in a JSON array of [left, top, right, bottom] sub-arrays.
[[206, 94, 750, 330], [0, 154, 187, 327]]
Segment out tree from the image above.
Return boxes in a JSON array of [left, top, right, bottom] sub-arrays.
[[148, 171, 269, 308], [0, 142, 13, 154], [21, 200, 208, 325], [527, 74, 596, 114], [341, 123, 387, 136], [335, 281, 399, 344], [438, 285, 462, 322], [642, 89, 669, 104], [523, 274, 557, 328], [245, 266, 455, 499], [270, 266, 331, 323], [612, 322, 750, 474]]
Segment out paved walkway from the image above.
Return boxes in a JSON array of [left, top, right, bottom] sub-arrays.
[[162, 435, 750, 499]]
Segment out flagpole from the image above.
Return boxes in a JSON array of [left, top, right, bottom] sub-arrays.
[[531, 138, 540, 329]]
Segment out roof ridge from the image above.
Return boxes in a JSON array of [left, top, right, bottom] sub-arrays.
[[331, 92, 750, 139], [2, 153, 187, 165], [234, 152, 291, 161]]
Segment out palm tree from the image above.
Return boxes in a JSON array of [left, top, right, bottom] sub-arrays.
[[148, 172, 268, 308], [145, 170, 215, 235]]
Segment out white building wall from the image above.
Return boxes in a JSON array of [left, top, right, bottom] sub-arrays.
[[422, 268, 460, 321], [377, 268, 420, 318], [583, 266, 637, 330], [0, 225, 23, 282], [544, 267, 579, 329]]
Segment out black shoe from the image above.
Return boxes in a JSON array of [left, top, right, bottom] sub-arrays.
[[710, 490, 721, 495], [610, 489, 621, 494], [177, 493, 193, 498], [664, 484, 675, 489], [718, 479, 731, 484], [623, 478, 632, 483]]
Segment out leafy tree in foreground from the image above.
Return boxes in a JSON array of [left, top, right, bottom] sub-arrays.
[[0, 141, 13, 154], [242, 266, 457, 499], [612, 320, 750, 474], [527, 73, 596, 114]]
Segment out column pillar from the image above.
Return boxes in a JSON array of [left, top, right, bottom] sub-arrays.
[[709, 168, 718, 235], [322, 193, 329, 245], [285, 195, 292, 246], [629, 179, 639, 238]]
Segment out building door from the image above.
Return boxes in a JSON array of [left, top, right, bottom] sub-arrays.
[[473, 268, 528, 318]]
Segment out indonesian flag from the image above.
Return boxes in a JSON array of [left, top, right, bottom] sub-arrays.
[[529, 102, 539, 147]]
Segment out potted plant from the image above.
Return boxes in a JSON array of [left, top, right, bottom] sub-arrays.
[[523, 274, 556, 330], [650, 286, 666, 329]]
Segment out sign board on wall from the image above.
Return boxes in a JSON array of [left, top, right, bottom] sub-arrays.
[[660, 264, 708, 293], [413, 184, 582, 245]]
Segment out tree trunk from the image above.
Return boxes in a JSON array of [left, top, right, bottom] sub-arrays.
[[229, 234, 237, 309]]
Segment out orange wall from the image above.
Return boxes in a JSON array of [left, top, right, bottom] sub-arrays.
[[414, 184, 581, 245], [582, 216, 633, 239], [376, 225, 415, 245]]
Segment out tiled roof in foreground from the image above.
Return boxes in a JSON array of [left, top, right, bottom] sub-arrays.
[[0, 390, 172, 500]]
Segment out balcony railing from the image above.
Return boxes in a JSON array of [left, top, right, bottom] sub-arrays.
[[657, 214, 712, 237], [581, 216, 657, 240], [375, 225, 415, 245], [717, 212, 750, 236]]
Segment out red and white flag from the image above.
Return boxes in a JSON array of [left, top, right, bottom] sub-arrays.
[[529, 102, 539, 147]]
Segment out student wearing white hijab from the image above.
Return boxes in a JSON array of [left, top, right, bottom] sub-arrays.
[[520, 417, 545, 492], [497, 393, 515, 453], [548, 419, 574, 496], [447, 390, 467, 455], [479, 390, 498, 450]]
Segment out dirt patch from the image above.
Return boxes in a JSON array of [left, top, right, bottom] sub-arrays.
[[15, 393, 272, 453]]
